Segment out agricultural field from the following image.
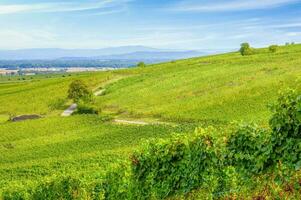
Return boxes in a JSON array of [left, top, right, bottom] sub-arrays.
[[0, 72, 118, 117], [0, 115, 195, 190], [1, 44, 301, 199], [99, 44, 301, 124]]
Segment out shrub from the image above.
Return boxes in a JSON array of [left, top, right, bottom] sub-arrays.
[[130, 128, 222, 199], [137, 62, 146, 68], [103, 162, 133, 199], [269, 45, 278, 53], [239, 43, 254, 56], [74, 104, 99, 115], [1, 176, 94, 200], [31, 177, 87, 200], [269, 89, 301, 170], [1, 184, 30, 200], [68, 80, 93, 103], [227, 124, 273, 174]]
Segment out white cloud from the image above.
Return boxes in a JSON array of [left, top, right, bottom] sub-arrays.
[[270, 23, 301, 28], [0, 0, 130, 15], [286, 32, 301, 36], [0, 29, 59, 49], [169, 0, 300, 12]]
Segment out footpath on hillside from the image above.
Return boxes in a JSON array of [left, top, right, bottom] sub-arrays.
[[61, 104, 77, 117], [61, 77, 121, 117], [61, 78, 171, 126], [61, 88, 106, 117]]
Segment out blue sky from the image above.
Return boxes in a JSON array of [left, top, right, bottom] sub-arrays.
[[0, 0, 300, 50]]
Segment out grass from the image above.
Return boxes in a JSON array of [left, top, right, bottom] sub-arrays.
[[0, 72, 117, 116], [0, 114, 9, 123], [1, 44, 301, 196], [2, 45, 301, 124], [0, 115, 195, 189], [99, 44, 301, 124]]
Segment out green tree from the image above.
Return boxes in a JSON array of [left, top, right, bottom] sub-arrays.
[[239, 43, 253, 56], [137, 62, 146, 68], [67, 80, 93, 103], [269, 45, 278, 53]]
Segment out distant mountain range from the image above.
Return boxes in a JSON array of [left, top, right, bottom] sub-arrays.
[[0, 46, 227, 69], [0, 46, 213, 60]]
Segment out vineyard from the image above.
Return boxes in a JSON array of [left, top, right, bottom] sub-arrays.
[[1, 44, 301, 199]]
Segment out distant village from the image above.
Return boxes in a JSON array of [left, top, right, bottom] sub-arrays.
[[0, 67, 117, 76]]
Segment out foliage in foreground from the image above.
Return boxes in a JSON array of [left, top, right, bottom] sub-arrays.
[[1, 89, 301, 199], [112, 88, 301, 199]]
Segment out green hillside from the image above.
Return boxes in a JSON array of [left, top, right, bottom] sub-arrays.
[[0, 115, 193, 189], [0, 72, 117, 116], [1, 44, 301, 198], [99, 44, 301, 123]]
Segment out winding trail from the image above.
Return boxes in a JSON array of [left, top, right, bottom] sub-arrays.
[[94, 89, 105, 96], [61, 104, 77, 117], [61, 89, 106, 117], [61, 76, 125, 117], [60, 77, 167, 126], [113, 119, 150, 125]]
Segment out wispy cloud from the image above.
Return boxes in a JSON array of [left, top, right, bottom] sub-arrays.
[[0, 0, 130, 15], [270, 22, 301, 28], [286, 32, 301, 36], [168, 0, 300, 12]]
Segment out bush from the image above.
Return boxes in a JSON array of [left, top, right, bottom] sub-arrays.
[[103, 162, 132, 199], [269, 45, 278, 53], [1, 176, 96, 200], [227, 124, 273, 174], [31, 177, 87, 200], [239, 43, 254, 56], [137, 62, 146, 68], [269, 89, 301, 170], [68, 80, 93, 103], [130, 128, 222, 199], [74, 104, 99, 115]]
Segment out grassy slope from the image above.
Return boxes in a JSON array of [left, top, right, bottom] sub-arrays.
[[1, 44, 301, 191], [0, 115, 194, 188], [0, 72, 115, 116], [99, 44, 301, 124]]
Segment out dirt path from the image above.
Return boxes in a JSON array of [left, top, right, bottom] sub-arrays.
[[113, 119, 150, 125], [93, 89, 105, 96], [61, 89, 105, 116], [61, 104, 77, 117], [61, 77, 162, 124], [113, 118, 174, 126], [61, 76, 118, 117]]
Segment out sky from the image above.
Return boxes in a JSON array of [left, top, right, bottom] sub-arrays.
[[0, 0, 301, 50]]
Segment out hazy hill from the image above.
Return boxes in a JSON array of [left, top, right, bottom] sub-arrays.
[[0, 46, 206, 60]]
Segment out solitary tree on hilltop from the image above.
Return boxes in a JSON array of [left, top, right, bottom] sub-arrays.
[[137, 62, 146, 68], [269, 45, 278, 53], [68, 80, 93, 103], [239, 43, 254, 56]]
